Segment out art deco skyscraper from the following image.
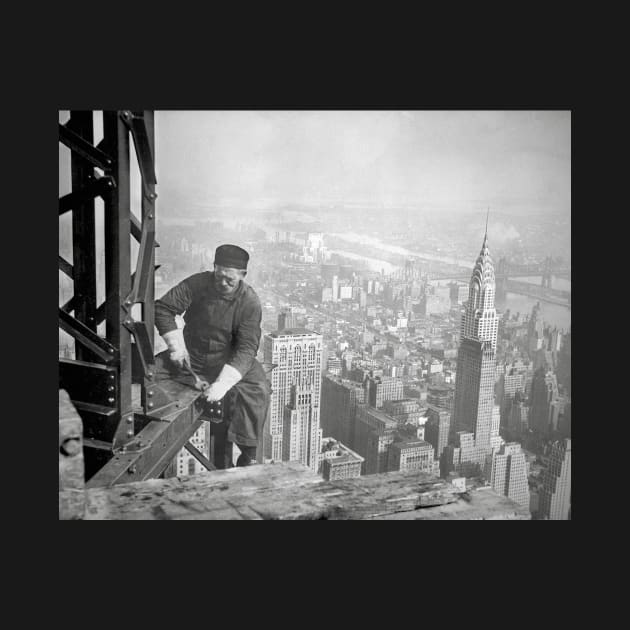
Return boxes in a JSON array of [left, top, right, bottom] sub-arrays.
[[262, 328, 323, 464], [451, 226, 499, 469]]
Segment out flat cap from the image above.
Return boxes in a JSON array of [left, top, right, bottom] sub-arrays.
[[214, 244, 249, 270]]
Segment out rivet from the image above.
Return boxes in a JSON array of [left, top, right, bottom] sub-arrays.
[[147, 390, 153, 397], [126, 416, 133, 424], [125, 319, 132, 325], [127, 429, 134, 437], [128, 465, 136, 474], [148, 402, 153, 408], [108, 397, 115, 403], [148, 213, 154, 219], [147, 371, 154, 378], [108, 385, 115, 392], [109, 348, 114, 354]]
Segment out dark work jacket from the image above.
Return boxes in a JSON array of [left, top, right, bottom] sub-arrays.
[[155, 272, 262, 378]]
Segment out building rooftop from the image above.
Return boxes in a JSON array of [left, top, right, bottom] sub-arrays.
[[268, 328, 322, 338]]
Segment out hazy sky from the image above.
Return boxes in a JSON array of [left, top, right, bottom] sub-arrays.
[[154, 110, 570, 214]]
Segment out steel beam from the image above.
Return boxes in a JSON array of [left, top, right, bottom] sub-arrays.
[[85, 384, 206, 487], [59, 122, 113, 171], [184, 442, 216, 471], [59, 309, 116, 362], [103, 111, 133, 449]]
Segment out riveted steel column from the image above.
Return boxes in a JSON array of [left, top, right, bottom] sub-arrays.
[[68, 111, 97, 361], [103, 111, 133, 449], [140, 110, 157, 411]]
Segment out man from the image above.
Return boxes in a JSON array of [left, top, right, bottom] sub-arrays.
[[155, 244, 270, 467]]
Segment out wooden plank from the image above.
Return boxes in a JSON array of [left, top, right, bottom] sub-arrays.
[[59, 389, 85, 519], [73, 463, 467, 520]]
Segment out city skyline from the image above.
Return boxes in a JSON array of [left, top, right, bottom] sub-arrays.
[[59, 109, 570, 519]]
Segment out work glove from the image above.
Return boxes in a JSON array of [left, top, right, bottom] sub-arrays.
[[204, 363, 242, 402], [162, 328, 190, 369]]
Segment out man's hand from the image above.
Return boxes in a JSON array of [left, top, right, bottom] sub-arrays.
[[204, 381, 231, 402], [162, 328, 190, 369], [203, 364, 243, 402]]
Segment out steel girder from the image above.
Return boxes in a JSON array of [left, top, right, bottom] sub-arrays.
[[59, 110, 206, 484]]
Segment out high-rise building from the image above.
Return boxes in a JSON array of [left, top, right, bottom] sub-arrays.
[[354, 406, 398, 475], [527, 302, 545, 355], [320, 375, 365, 447], [427, 383, 454, 410], [282, 385, 322, 471], [319, 437, 364, 480], [388, 439, 435, 474], [539, 438, 571, 520], [484, 442, 530, 508], [262, 328, 323, 464], [450, 228, 499, 473], [529, 366, 559, 435], [382, 398, 423, 427], [425, 406, 451, 461], [441, 431, 478, 477], [365, 374, 404, 408]]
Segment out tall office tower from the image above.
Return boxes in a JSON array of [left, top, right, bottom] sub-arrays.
[[382, 399, 423, 427], [527, 302, 545, 355], [331, 275, 339, 303], [497, 364, 526, 420], [262, 329, 323, 463], [507, 391, 530, 435], [539, 438, 571, 520], [427, 383, 454, 410], [320, 375, 365, 448], [556, 330, 571, 395], [388, 439, 435, 474], [484, 442, 530, 508], [282, 385, 322, 471], [277, 306, 304, 331], [319, 437, 364, 480], [365, 375, 404, 408], [441, 431, 478, 477], [425, 406, 451, 460], [529, 366, 559, 435], [451, 228, 499, 471], [354, 406, 398, 475]]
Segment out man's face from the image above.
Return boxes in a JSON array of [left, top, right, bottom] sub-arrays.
[[213, 264, 245, 295]]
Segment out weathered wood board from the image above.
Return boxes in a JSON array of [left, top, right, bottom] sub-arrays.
[[59, 462, 529, 521], [59, 389, 85, 520]]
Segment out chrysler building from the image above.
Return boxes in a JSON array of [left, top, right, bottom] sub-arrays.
[[449, 220, 500, 471]]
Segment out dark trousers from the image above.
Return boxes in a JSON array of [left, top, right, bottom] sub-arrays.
[[154, 350, 270, 467]]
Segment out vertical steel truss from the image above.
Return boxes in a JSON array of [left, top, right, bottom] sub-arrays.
[[59, 110, 163, 479]]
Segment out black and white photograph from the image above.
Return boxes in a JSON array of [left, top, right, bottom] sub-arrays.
[[58, 110, 571, 520]]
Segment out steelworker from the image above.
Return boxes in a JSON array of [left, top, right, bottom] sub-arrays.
[[155, 244, 270, 467]]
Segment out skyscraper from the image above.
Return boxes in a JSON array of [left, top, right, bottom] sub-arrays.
[[262, 328, 323, 464], [484, 442, 530, 508], [320, 375, 365, 448], [539, 438, 571, 520], [425, 406, 451, 461], [365, 374, 404, 409], [282, 384, 322, 471], [450, 226, 499, 472], [529, 366, 559, 435]]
